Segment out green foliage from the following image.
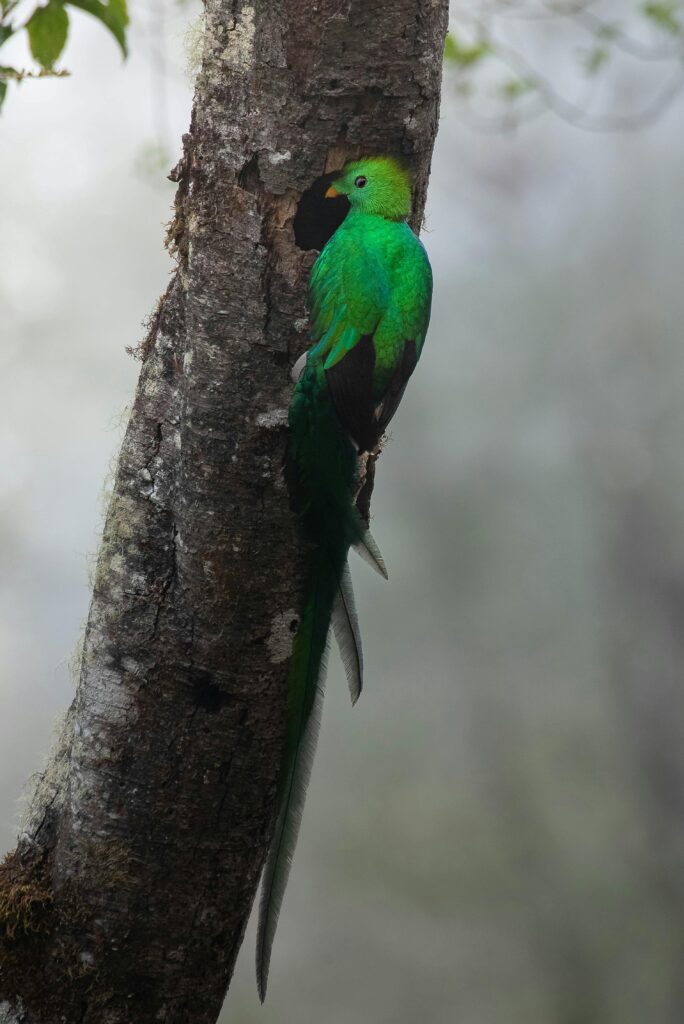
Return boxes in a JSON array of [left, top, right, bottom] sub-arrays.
[[444, 31, 490, 69], [643, 1, 682, 34], [596, 21, 620, 42], [499, 77, 535, 99], [582, 46, 611, 76], [0, 0, 128, 111], [27, 2, 68, 69], [67, 0, 128, 57], [444, 3, 684, 131]]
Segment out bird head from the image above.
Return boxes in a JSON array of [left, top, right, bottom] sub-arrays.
[[325, 156, 413, 220]]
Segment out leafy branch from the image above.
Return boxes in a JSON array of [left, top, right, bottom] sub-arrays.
[[0, 0, 129, 110], [445, 0, 684, 131]]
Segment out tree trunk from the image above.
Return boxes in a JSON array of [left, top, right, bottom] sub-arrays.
[[0, 1, 447, 1020]]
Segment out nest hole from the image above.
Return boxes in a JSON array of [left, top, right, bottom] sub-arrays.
[[293, 171, 350, 251]]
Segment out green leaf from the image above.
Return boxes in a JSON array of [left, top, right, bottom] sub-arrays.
[[27, 2, 69, 70], [444, 31, 490, 68], [0, 79, 7, 110], [0, 21, 15, 46], [500, 77, 536, 100], [642, 1, 682, 35], [66, 0, 128, 57], [582, 46, 610, 76], [597, 22, 620, 41]]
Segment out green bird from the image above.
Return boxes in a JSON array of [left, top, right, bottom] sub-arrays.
[[256, 155, 433, 999]]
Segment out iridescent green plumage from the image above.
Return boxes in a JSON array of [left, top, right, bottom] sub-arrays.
[[256, 156, 432, 999]]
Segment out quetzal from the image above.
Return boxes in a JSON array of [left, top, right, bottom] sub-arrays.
[[256, 155, 432, 999]]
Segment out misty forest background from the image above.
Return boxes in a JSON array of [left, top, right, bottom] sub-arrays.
[[2, 2, 684, 1021]]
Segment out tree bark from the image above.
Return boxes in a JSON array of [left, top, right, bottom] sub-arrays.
[[0, 1, 448, 1020]]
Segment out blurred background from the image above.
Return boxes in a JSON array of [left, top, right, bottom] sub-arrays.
[[2, 2, 684, 1021]]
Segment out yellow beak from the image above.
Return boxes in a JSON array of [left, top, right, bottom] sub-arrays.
[[325, 185, 341, 199]]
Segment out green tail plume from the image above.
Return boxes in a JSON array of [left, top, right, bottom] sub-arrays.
[[256, 549, 334, 1001], [256, 354, 377, 999]]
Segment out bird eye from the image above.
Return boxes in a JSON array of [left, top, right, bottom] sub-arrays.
[[354, 175, 367, 188]]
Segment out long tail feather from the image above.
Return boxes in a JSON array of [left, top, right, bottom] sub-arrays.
[[257, 354, 368, 998], [331, 559, 364, 705], [256, 665, 327, 1001], [256, 559, 335, 1001]]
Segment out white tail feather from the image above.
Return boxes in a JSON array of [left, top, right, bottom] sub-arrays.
[[331, 560, 364, 704], [353, 528, 389, 580]]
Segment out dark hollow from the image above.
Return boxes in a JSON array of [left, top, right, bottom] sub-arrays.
[[192, 670, 233, 713], [294, 171, 350, 251]]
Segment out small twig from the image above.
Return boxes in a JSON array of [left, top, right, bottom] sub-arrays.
[[0, 66, 71, 81], [447, 0, 684, 133]]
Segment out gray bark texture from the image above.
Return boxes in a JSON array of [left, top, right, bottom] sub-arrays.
[[0, 1, 448, 1020]]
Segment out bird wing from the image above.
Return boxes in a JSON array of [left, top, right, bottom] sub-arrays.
[[308, 233, 385, 362], [311, 226, 431, 451]]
